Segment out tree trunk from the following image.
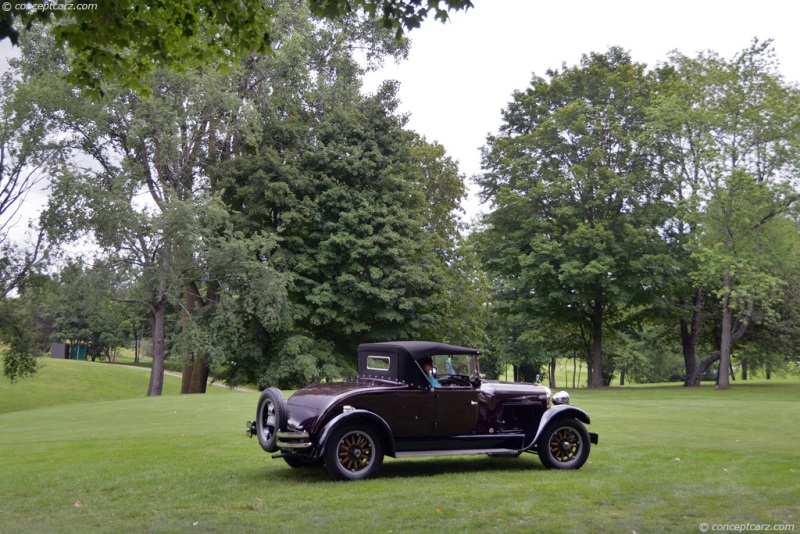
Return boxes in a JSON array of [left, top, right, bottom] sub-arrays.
[[133, 330, 140, 363], [695, 351, 720, 382], [572, 356, 577, 389], [619, 367, 626, 386], [182, 359, 210, 393], [147, 243, 171, 396], [589, 311, 604, 388], [717, 274, 733, 390], [681, 288, 702, 387], [180, 285, 210, 394], [148, 302, 167, 396], [741, 359, 748, 380], [548, 356, 556, 388]]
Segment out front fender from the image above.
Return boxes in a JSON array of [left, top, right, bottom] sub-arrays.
[[525, 405, 591, 450], [318, 409, 396, 457]]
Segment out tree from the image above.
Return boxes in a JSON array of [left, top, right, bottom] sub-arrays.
[[217, 80, 476, 388], [2, 0, 472, 94], [48, 260, 133, 362], [25, 2, 418, 393], [21, 26, 293, 393], [653, 40, 800, 389], [0, 271, 51, 380], [476, 48, 674, 387], [0, 56, 62, 381]]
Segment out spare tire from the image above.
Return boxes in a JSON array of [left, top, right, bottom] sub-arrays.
[[255, 387, 288, 453]]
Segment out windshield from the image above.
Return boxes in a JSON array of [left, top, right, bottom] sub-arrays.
[[430, 353, 480, 380]]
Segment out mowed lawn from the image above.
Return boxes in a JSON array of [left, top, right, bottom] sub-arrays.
[[1, 359, 798, 533]]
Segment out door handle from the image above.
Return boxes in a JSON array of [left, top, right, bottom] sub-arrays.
[[470, 401, 478, 406]]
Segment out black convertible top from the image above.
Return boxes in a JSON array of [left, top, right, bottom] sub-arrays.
[[357, 341, 482, 361]]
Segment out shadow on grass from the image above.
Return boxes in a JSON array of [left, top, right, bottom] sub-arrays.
[[380, 454, 545, 479], [245, 453, 545, 484]]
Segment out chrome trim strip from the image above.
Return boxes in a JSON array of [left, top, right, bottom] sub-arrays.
[[277, 431, 310, 440], [276, 441, 312, 449]]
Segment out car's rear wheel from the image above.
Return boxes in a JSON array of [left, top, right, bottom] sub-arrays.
[[537, 418, 590, 470], [255, 387, 287, 453], [324, 423, 384, 481]]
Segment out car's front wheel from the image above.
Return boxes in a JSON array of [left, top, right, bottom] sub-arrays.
[[255, 387, 287, 453], [537, 418, 591, 470], [324, 423, 384, 481]]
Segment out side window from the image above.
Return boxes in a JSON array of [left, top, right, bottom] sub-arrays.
[[366, 355, 391, 371]]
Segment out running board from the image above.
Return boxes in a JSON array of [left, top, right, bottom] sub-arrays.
[[395, 448, 522, 458]]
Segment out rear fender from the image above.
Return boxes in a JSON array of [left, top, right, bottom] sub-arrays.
[[318, 410, 396, 457], [525, 405, 590, 450]]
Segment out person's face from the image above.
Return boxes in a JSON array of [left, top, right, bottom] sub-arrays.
[[422, 361, 432, 373]]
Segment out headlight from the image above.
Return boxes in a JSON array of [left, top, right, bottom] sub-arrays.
[[552, 391, 570, 405]]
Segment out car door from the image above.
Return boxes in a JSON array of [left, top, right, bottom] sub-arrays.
[[391, 389, 437, 438], [433, 388, 479, 436]]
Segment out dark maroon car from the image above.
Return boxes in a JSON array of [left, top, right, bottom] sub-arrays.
[[247, 341, 598, 480]]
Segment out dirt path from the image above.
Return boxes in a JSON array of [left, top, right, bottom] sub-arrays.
[[116, 364, 256, 393]]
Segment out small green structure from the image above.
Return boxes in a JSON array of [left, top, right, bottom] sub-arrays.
[[70, 344, 87, 360], [51, 343, 88, 361]]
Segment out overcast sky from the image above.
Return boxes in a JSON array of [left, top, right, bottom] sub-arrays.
[[361, 0, 800, 220], [3, 0, 800, 236]]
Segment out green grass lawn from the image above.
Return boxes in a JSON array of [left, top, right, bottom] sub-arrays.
[[1, 359, 798, 533]]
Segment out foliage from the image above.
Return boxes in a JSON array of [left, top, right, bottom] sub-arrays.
[[475, 47, 675, 387], [218, 80, 477, 387], [47, 260, 135, 362], [0, 271, 53, 381], [0, 299, 40, 381], [609, 324, 684, 384], [11, 6, 477, 391], [308, 0, 474, 33], [1, 0, 471, 94], [16, 22, 302, 392], [258, 334, 352, 389], [0, 61, 59, 381], [656, 40, 800, 388]]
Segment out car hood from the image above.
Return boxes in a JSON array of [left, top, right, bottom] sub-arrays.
[[479, 379, 551, 403]]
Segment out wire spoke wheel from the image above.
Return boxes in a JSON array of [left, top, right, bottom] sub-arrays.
[[337, 431, 374, 472], [325, 423, 384, 481], [549, 427, 580, 462], [537, 418, 590, 470]]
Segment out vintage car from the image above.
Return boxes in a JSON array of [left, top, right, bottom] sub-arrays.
[[247, 341, 598, 480]]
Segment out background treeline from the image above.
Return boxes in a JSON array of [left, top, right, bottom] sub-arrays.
[[475, 43, 800, 389], [1, 2, 798, 392]]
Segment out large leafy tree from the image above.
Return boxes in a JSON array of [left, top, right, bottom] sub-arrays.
[[0, 56, 62, 381], [652, 40, 800, 388], [476, 48, 674, 388], [217, 81, 475, 388], [23, 2, 450, 392]]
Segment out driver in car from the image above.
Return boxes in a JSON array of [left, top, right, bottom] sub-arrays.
[[420, 356, 441, 388]]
